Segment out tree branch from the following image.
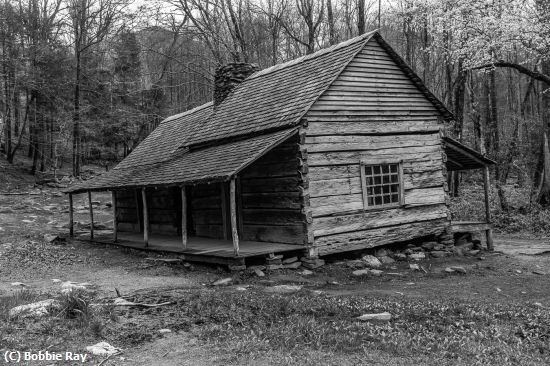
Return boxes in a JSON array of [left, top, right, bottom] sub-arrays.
[[471, 61, 550, 86]]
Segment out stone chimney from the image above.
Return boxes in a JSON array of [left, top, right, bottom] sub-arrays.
[[213, 63, 259, 107]]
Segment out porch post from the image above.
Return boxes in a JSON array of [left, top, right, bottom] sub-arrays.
[[88, 191, 94, 240], [229, 178, 240, 256], [220, 183, 228, 240], [69, 193, 74, 237], [181, 185, 187, 249], [142, 187, 149, 247], [483, 166, 494, 251], [134, 189, 141, 230], [112, 190, 118, 242]]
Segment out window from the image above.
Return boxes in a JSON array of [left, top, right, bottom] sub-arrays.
[[360, 161, 403, 209]]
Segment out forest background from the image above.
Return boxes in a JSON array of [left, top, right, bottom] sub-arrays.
[[1, 0, 550, 235]]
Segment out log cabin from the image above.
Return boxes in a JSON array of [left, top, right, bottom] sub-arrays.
[[66, 31, 495, 266]]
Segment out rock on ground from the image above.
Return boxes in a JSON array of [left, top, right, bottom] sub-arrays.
[[357, 312, 392, 322], [408, 253, 426, 261], [264, 285, 303, 294], [60, 281, 93, 293], [361, 255, 382, 268], [212, 278, 233, 286], [9, 299, 60, 318], [86, 342, 121, 356]]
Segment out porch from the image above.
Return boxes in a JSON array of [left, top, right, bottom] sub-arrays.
[[444, 137, 497, 249], [81, 231, 302, 265], [66, 130, 307, 265]]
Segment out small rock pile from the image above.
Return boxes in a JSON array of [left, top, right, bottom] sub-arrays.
[[228, 254, 326, 276]]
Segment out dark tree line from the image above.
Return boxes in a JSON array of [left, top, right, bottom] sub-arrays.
[[2, 0, 550, 211]]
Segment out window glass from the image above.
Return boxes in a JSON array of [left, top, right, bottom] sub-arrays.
[[362, 163, 402, 208]]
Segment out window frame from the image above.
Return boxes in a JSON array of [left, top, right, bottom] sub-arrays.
[[359, 159, 405, 211]]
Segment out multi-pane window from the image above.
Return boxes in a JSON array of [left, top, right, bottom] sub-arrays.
[[360, 162, 403, 209]]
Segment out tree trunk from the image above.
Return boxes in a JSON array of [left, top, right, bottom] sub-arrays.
[[537, 133, 550, 205], [73, 52, 81, 177], [327, 0, 336, 45]]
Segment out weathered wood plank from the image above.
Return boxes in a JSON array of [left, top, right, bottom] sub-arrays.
[[242, 209, 304, 225], [306, 121, 440, 136], [88, 191, 94, 240], [451, 221, 491, 233], [403, 170, 445, 190], [315, 219, 448, 255], [181, 186, 187, 249], [142, 188, 149, 247], [112, 191, 118, 242], [230, 179, 240, 256], [310, 193, 364, 217], [241, 224, 305, 245], [241, 176, 300, 193], [307, 146, 441, 166], [241, 161, 297, 178], [308, 161, 443, 181], [305, 138, 440, 153], [220, 182, 228, 240], [312, 204, 448, 237], [305, 133, 438, 145], [404, 187, 445, 206], [310, 177, 362, 198], [242, 192, 302, 209]]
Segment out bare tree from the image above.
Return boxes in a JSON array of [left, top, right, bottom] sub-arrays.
[[66, 0, 129, 176]]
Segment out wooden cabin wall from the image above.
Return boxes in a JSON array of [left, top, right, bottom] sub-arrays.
[[115, 189, 141, 232], [147, 187, 179, 235], [304, 37, 450, 256], [191, 183, 225, 239], [240, 135, 305, 244]]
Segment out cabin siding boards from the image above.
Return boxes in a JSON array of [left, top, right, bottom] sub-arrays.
[[192, 184, 225, 239], [304, 38, 449, 255], [240, 135, 305, 245]]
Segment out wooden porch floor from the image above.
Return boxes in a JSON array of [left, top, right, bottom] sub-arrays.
[[82, 231, 304, 265]]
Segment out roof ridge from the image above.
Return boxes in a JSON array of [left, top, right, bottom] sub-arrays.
[[162, 101, 213, 124], [247, 30, 378, 80]]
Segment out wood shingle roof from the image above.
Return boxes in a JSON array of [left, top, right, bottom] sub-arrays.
[[67, 31, 455, 193]]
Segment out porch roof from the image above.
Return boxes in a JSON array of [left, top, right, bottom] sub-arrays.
[[443, 137, 496, 171], [66, 128, 297, 194]]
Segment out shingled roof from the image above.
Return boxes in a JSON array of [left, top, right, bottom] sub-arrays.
[[186, 31, 378, 147], [67, 31, 454, 193], [68, 129, 297, 193]]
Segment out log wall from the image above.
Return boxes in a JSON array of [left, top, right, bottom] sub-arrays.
[[147, 187, 180, 235], [115, 189, 141, 232], [191, 183, 225, 239], [304, 37, 450, 255], [115, 187, 181, 235], [240, 135, 305, 244]]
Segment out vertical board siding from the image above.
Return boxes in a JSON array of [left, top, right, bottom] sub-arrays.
[[304, 38, 449, 255], [240, 135, 305, 245]]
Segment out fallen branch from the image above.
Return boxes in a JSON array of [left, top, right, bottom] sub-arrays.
[[113, 298, 173, 307], [97, 353, 116, 366], [0, 192, 41, 195]]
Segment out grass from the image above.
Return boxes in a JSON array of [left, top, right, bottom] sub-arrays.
[[450, 177, 550, 237], [104, 288, 550, 365], [0, 289, 115, 354], [0, 290, 39, 321]]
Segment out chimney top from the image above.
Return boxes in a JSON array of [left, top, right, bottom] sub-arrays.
[[213, 63, 259, 107]]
